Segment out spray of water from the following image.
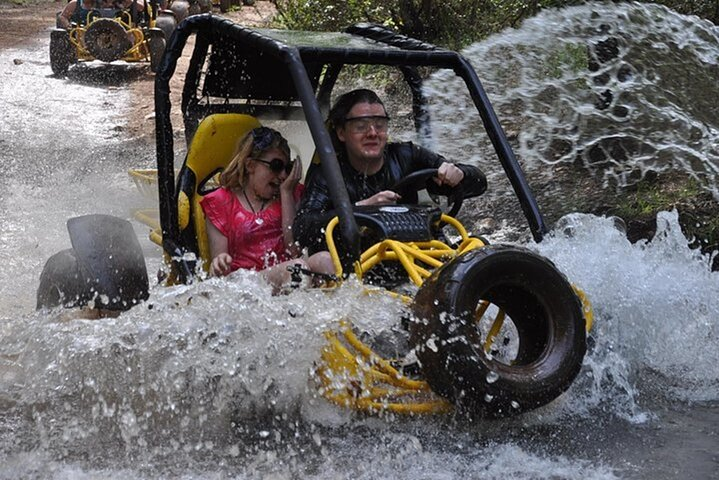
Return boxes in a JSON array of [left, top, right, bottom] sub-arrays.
[[425, 2, 719, 197], [2, 3, 718, 477]]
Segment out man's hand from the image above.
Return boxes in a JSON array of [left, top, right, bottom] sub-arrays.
[[356, 190, 401, 206], [210, 253, 233, 277], [434, 162, 464, 187]]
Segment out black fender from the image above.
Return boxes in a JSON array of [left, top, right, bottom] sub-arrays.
[[37, 215, 149, 311], [409, 245, 586, 418]]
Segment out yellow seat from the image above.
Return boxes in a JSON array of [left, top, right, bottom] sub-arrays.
[[173, 113, 261, 275]]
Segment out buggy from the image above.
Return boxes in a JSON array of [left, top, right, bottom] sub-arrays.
[[39, 15, 592, 418], [49, 0, 176, 75]]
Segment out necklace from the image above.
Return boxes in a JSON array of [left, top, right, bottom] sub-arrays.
[[241, 188, 267, 215]]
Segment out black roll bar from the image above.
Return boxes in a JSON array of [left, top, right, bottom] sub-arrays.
[[155, 15, 547, 280], [155, 15, 361, 269]]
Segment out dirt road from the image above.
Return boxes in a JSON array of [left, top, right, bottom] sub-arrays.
[[0, 0, 277, 145], [0, 0, 278, 315]]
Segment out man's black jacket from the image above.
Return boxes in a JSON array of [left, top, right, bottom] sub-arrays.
[[293, 141, 487, 253]]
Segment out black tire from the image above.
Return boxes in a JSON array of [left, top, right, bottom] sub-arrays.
[[49, 29, 73, 75], [169, 1, 190, 22], [37, 248, 90, 309], [37, 215, 149, 312], [148, 33, 166, 73], [84, 18, 132, 62], [219, 0, 230, 13], [409, 245, 587, 418], [197, 0, 212, 13], [155, 12, 177, 42]]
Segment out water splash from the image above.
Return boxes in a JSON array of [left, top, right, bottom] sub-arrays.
[[533, 210, 718, 407], [425, 2, 719, 197]]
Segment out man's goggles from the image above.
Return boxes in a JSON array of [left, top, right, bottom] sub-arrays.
[[344, 115, 390, 134]]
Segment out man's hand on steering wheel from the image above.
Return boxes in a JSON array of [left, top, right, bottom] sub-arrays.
[[434, 162, 464, 187], [390, 167, 464, 217], [356, 190, 402, 206]]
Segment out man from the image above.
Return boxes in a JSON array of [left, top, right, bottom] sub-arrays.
[[57, 0, 147, 29], [293, 88, 487, 254]]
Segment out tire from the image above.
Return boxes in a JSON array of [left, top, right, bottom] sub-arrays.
[[49, 29, 73, 75], [148, 33, 166, 72], [84, 18, 132, 62], [219, 0, 230, 13], [409, 245, 587, 418], [169, 0, 190, 22], [37, 248, 90, 309], [155, 12, 177, 42], [197, 0, 212, 13]]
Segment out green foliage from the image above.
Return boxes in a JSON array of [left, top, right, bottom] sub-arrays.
[[272, 0, 393, 31], [614, 177, 702, 218], [542, 43, 589, 78], [658, 0, 719, 24], [273, 0, 717, 50], [272, 0, 587, 49]]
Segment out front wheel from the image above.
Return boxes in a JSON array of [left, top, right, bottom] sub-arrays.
[[148, 33, 166, 73], [50, 29, 74, 75], [409, 245, 587, 418], [155, 11, 177, 43]]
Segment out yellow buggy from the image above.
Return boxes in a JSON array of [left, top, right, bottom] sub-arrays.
[[38, 16, 592, 419], [49, 0, 176, 75]]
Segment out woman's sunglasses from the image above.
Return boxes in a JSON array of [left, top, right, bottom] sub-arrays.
[[253, 157, 293, 175]]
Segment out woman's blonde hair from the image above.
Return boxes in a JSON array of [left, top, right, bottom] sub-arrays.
[[220, 127, 290, 189]]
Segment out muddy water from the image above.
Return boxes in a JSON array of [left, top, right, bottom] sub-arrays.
[[1, 3, 718, 479], [0, 37, 158, 316]]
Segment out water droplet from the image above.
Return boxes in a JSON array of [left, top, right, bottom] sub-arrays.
[[486, 371, 499, 383], [511, 400, 520, 409], [484, 393, 493, 402], [255, 218, 264, 225], [258, 430, 270, 438], [426, 337, 438, 352]]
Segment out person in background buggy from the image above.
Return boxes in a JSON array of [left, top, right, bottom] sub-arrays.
[[56, 0, 152, 29]]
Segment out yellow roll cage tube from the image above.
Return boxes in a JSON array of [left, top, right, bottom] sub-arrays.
[[128, 162, 594, 415], [127, 109, 593, 416], [316, 213, 594, 415]]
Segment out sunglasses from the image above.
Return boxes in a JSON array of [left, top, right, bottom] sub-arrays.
[[344, 115, 390, 134], [253, 157, 294, 175]]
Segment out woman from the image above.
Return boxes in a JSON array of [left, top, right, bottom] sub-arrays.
[[201, 126, 334, 290]]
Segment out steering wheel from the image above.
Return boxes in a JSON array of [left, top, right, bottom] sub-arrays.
[[391, 168, 463, 217]]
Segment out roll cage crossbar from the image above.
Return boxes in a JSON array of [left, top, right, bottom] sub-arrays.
[[154, 14, 547, 275]]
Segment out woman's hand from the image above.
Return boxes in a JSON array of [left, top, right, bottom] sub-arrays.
[[356, 190, 401, 206], [210, 253, 233, 277], [280, 156, 302, 195], [434, 162, 464, 187]]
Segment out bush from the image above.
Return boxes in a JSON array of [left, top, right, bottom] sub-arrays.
[[273, 0, 586, 49], [272, 0, 394, 31], [273, 0, 717, 49]]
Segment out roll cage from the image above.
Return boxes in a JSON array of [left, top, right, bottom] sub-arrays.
[[154, 14, 547, 279]]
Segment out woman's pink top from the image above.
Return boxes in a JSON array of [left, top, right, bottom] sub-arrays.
[[200, 185, 303, 272]]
